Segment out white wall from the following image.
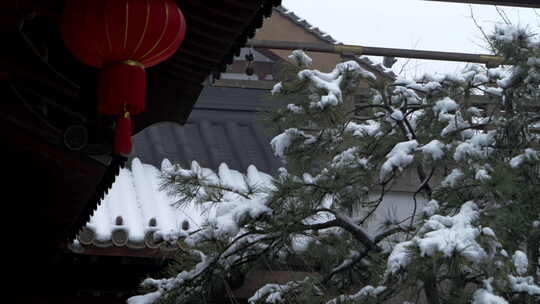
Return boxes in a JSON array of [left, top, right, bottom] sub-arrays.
[[361, 191, 427, 237]]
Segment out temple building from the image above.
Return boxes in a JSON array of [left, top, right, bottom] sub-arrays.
[[1, 1, 282, 303], [63, 6, 415, 303]]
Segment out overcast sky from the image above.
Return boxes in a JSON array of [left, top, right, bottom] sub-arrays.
[[280, 0, 539, 77]]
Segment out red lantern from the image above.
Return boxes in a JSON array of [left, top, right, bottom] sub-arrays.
[[61, 0, 187, 155]]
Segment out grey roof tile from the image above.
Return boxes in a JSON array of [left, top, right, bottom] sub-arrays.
[[130, 86, 283, 175]]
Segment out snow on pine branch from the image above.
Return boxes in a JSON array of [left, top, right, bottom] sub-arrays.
[[433, 97, 458, 115], [345, 120, 383, 138], [387, 199, 540, 300], [128, 250, 211, 304], [418, 140, 445, 160], [472, 278, 508, 304], [380, 140, 418, 181], [270, 128, 315, 158], [271, 82, 283, 95], [326, 285, 386, 304], [161, 161, 275, 241], [290, 51, 375, 109], [508, 275, 540, 295], [289, 50, 313, 68], [509, 148, 539, 168], [248, 277, 320, 304], [453, 131, 495, 161], [387, 202, 493, 275]]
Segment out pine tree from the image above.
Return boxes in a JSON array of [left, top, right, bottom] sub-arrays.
[[128, 26, 540, 304]]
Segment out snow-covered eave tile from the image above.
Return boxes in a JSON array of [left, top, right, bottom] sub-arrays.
[[70, 158, 191, 255], [69, 158, 273, 257]]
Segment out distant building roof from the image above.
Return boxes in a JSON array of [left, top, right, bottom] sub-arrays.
[[130, 86, 282, 174]]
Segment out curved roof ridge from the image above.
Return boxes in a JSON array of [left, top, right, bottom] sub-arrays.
[[275, 5, 338, 44]]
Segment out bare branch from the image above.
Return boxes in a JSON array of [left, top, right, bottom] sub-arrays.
[[494, 6, 512, 25], [469, 5, 496, 53]]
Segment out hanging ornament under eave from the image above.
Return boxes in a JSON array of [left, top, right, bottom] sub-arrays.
[[61, 0, 187, 155]]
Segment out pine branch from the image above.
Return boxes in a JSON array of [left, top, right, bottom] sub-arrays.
[[333, 211, 382, 252]]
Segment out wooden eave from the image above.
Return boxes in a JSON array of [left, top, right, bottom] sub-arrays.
[[0, 1, 282, 289], [1, 0, 282, 132]]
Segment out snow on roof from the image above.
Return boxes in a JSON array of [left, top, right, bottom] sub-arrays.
[[72, 158, 272, 252], [275, 6, 396, 80]]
